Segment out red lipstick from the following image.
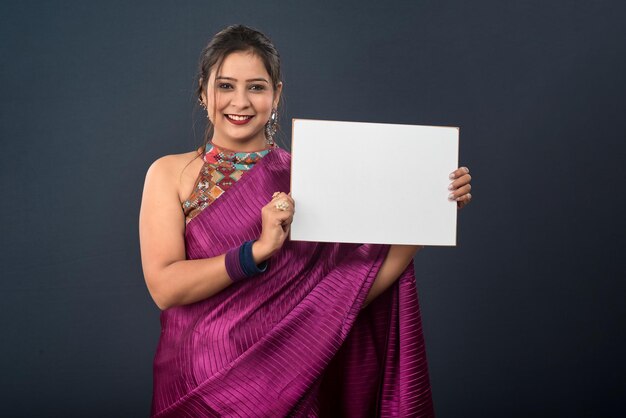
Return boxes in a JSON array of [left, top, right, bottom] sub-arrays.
[[225, 114, 254, 125]]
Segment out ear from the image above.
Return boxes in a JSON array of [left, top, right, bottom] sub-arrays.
[[199, 77, 207, 106], [273, 81, 283, 109]]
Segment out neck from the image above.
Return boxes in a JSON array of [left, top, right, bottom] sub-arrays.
[[210, 135, 269, 153]]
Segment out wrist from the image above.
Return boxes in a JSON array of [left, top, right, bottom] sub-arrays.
[[225, 240, 269, 283], [252, 240, 272, 264]]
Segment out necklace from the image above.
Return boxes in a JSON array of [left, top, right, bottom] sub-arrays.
[[204, 141, 275, 171]]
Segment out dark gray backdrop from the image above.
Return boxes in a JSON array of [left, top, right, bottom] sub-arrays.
[[1, 0, 624, 417]]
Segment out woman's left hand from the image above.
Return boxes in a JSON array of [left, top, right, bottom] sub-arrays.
[[448, 166, 472, 209]]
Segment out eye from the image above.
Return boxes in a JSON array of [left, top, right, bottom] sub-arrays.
[[218, 83, 233, 90], [250, 84, 266, 91]]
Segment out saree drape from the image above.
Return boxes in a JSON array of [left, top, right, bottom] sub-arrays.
[[150, 147, 435, 417]]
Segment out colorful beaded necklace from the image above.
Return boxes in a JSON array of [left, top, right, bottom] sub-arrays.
[[182, 140, 276, 224], [204, 140, 275, 170]]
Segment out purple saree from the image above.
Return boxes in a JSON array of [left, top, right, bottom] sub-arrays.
[[150, 147, 435, 417]]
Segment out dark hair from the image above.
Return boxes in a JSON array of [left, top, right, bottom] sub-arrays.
[[192, 24, 283, 160]]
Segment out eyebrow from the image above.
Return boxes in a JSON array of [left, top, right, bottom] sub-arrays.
[[216, 76, 269, 83]]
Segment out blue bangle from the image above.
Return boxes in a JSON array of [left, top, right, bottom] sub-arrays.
[[240, 240, 268, 276], [225, 240, 268, 283]]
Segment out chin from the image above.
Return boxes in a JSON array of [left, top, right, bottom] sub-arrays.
[[224, 131, 266, 144]]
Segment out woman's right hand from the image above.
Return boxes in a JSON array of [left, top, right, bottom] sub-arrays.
[[253, 191, 295, 261]]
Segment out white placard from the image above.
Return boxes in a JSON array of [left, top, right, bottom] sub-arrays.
[[289, 118, 459, 246]]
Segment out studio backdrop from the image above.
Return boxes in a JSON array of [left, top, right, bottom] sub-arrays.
[[1, 0, 624, 417]]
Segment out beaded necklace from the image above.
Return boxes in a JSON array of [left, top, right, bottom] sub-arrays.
[[182, 141, 276, 224], [204, 140, 274, 170]]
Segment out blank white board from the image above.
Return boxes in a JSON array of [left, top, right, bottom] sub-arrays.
[[289, 118, 459, 246]]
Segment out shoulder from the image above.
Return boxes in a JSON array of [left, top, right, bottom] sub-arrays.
[[144, 148, 204, 193], [146, 148, 203, 177]]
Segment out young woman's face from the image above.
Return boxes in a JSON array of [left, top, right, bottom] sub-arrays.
[[203, 50, 282, 150]]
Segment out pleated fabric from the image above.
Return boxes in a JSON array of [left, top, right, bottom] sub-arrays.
[[150, 147, 434, 417]]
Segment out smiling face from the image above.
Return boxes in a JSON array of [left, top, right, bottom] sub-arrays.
[[201, 50, 282, 152]]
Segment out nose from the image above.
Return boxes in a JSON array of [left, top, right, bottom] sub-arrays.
[[229, 87, 251, 110]]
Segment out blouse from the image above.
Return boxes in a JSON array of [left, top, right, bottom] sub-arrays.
[[182, 140, 276, 224]]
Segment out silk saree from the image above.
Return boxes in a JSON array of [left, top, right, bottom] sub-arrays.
[[150, 146, 435, 417]]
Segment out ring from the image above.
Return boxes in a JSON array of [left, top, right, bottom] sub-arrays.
[[275, 200, 290, 211]]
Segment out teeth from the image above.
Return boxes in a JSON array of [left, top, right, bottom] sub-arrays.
[[227, 114, 253, 121]]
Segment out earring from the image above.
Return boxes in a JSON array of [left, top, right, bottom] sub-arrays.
[[198, 98, 211, 122], [265, 107, 278, 145]]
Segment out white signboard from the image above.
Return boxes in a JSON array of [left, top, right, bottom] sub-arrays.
[[289, 118, 459, 246]]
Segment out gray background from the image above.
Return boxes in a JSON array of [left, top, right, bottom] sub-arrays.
[[1, 0, 624, 416]]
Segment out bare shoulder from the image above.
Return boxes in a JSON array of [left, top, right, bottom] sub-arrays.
[[147, 148, 201, 175], [144, 148, 204, 204]]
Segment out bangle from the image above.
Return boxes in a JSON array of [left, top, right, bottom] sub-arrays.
[[225, 240, 268, 283], [241, 240, 268, 276]]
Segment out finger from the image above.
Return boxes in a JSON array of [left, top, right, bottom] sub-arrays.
[[277, 193, 294, 207], [276, 193, 294, 204], [279, 214, 294, 231], [272, 200, 292, 211], [273, 206, 294, 220], [273, 196, 294, 211], [272, 209, 292, 220], [274, 215, 289, 227], [448, 184, 471, 201], [281, 215, 294, 228], [455, 193, 472, 208], [449, 166, 470, 179], [448, 173, 471, 191]]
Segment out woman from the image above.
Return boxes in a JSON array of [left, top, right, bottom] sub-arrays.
[[139, 24, 472, 417]]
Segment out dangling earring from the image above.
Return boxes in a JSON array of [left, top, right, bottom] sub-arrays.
[[265, 107, 278, 145], [198, 98, 208, 113]]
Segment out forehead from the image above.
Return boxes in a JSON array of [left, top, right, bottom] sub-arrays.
[[216, 50, 269, 78]]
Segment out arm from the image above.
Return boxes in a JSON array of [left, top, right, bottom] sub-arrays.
[[362, 244, 424, 309], [138, 156, 271, 310]]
